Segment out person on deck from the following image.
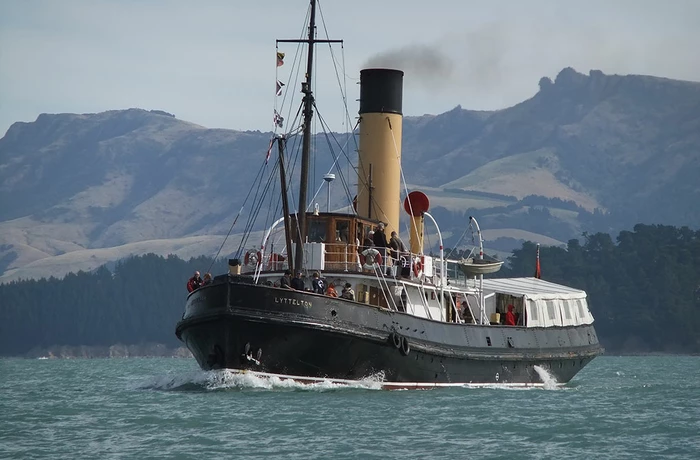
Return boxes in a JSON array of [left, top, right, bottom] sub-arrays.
[[461, 300, 474, 324], [373, 222, 389, 249], [202, 273, 213, 286], [326, 283, 338, 297], [341, 283, 355, 301], [389, 231, 406, 263], [373, 223, 390, 272], [505, 304, 517, 326], [291, 271, 306, 291], [311, 272, 326, 294], [187, 271, 202, 293], [363, 230, 375, 252], [280, 270, 293, 290]]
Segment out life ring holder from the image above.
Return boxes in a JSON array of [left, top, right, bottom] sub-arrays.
[[361, 248, 382, 270], [244, 249, 262, 267], [413, 258, 422, 277]]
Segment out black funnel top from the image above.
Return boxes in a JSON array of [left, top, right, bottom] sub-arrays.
[[359, 68, 404, 115]]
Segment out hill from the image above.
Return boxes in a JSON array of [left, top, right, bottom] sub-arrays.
[[1, 68, 700, 281]]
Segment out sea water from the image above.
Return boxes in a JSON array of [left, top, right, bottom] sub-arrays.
[[1, 356, 698, 459]]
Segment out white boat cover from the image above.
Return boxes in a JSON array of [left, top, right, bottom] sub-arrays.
[[481, 277, 594, 327]]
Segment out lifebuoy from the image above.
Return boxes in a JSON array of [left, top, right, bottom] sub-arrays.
[[413, 258, 422, 277], [244, 250, 261, 267], [361, 248, 382, 270]]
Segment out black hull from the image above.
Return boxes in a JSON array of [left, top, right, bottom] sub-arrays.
[[176, 279, 603, 385]]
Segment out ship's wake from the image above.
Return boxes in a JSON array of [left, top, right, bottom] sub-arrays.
[[134, 364, 566, 392], [134, 369, 385, 392]]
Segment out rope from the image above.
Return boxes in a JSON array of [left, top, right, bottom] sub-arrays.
[[305, 110, 359, 210], [207, 153, 271, 273]]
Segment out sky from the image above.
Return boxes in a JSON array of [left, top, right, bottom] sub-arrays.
[[1, 0, 699, 136]]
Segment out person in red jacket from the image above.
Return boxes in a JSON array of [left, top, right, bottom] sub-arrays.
[[187, 271, 202, 293], [505, 304, 517, 326]]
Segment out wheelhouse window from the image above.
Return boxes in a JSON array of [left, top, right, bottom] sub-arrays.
[[308, 219, 326, 243], [335, 220, 349, 243]]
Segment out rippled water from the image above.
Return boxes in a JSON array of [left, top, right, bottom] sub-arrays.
[[1, 356, 699, 459]]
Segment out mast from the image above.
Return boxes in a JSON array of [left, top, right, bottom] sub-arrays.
[[278, 136, 294, 274], [277, 0, 342, 272], [295, 0, 316, 273]]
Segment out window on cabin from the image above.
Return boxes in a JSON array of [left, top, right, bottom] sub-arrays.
[[357, 223, 369, 249], [546, 301, 556, 320], [335, 220, 349, 243], [577, 299, 587, 318], [530, 302, 539, 321], [308, 220, 326, 243], [563, 303, 572, 320]]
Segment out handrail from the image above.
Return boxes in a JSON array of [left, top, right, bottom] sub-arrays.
[[255, 216, 286, 283], [372, 263, 399, 311], [468, 216, 486, 325]]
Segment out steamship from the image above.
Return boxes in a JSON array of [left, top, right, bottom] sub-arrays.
[[175, 0, 603, 388]]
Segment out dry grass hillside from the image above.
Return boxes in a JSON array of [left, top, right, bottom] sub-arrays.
[[2, 68, 699, 281]]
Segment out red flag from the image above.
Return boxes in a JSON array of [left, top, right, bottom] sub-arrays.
[[276, 52, 285, 67], [535, 243, 541, 279]]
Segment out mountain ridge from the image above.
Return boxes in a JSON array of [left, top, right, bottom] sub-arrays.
[[2, 67, 699, 281]]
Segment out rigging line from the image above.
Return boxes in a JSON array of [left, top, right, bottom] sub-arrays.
[[285, 128, 306, 260], [219, 150, 271, 259], [256, 106, 302, 244], [311, 105, 359, 206], [285, 41, 307, 127], [339, 48, 349, 130], [271, 128, 304, 254], [264, 139, 304, 239], [239, 160, 283, 255], [207, 206, 244, 275], [317, 5, 352, 131], [237, 148, 285, 253], [277, 42, 303, 134], [261, 142, 297, 257], [445, 224, 472, 260], [276, 8, 309, 134], [262, 156, 285, 239], [312, 36, 318, 203], [305, 108, 359, 209], [316, 4, 344, 98], [235, 154, 273, 251], [285, 123, 304, 205], [350, 122, 397, 226], [317, 2, 357, 168], [238, 162, 274, 248]]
